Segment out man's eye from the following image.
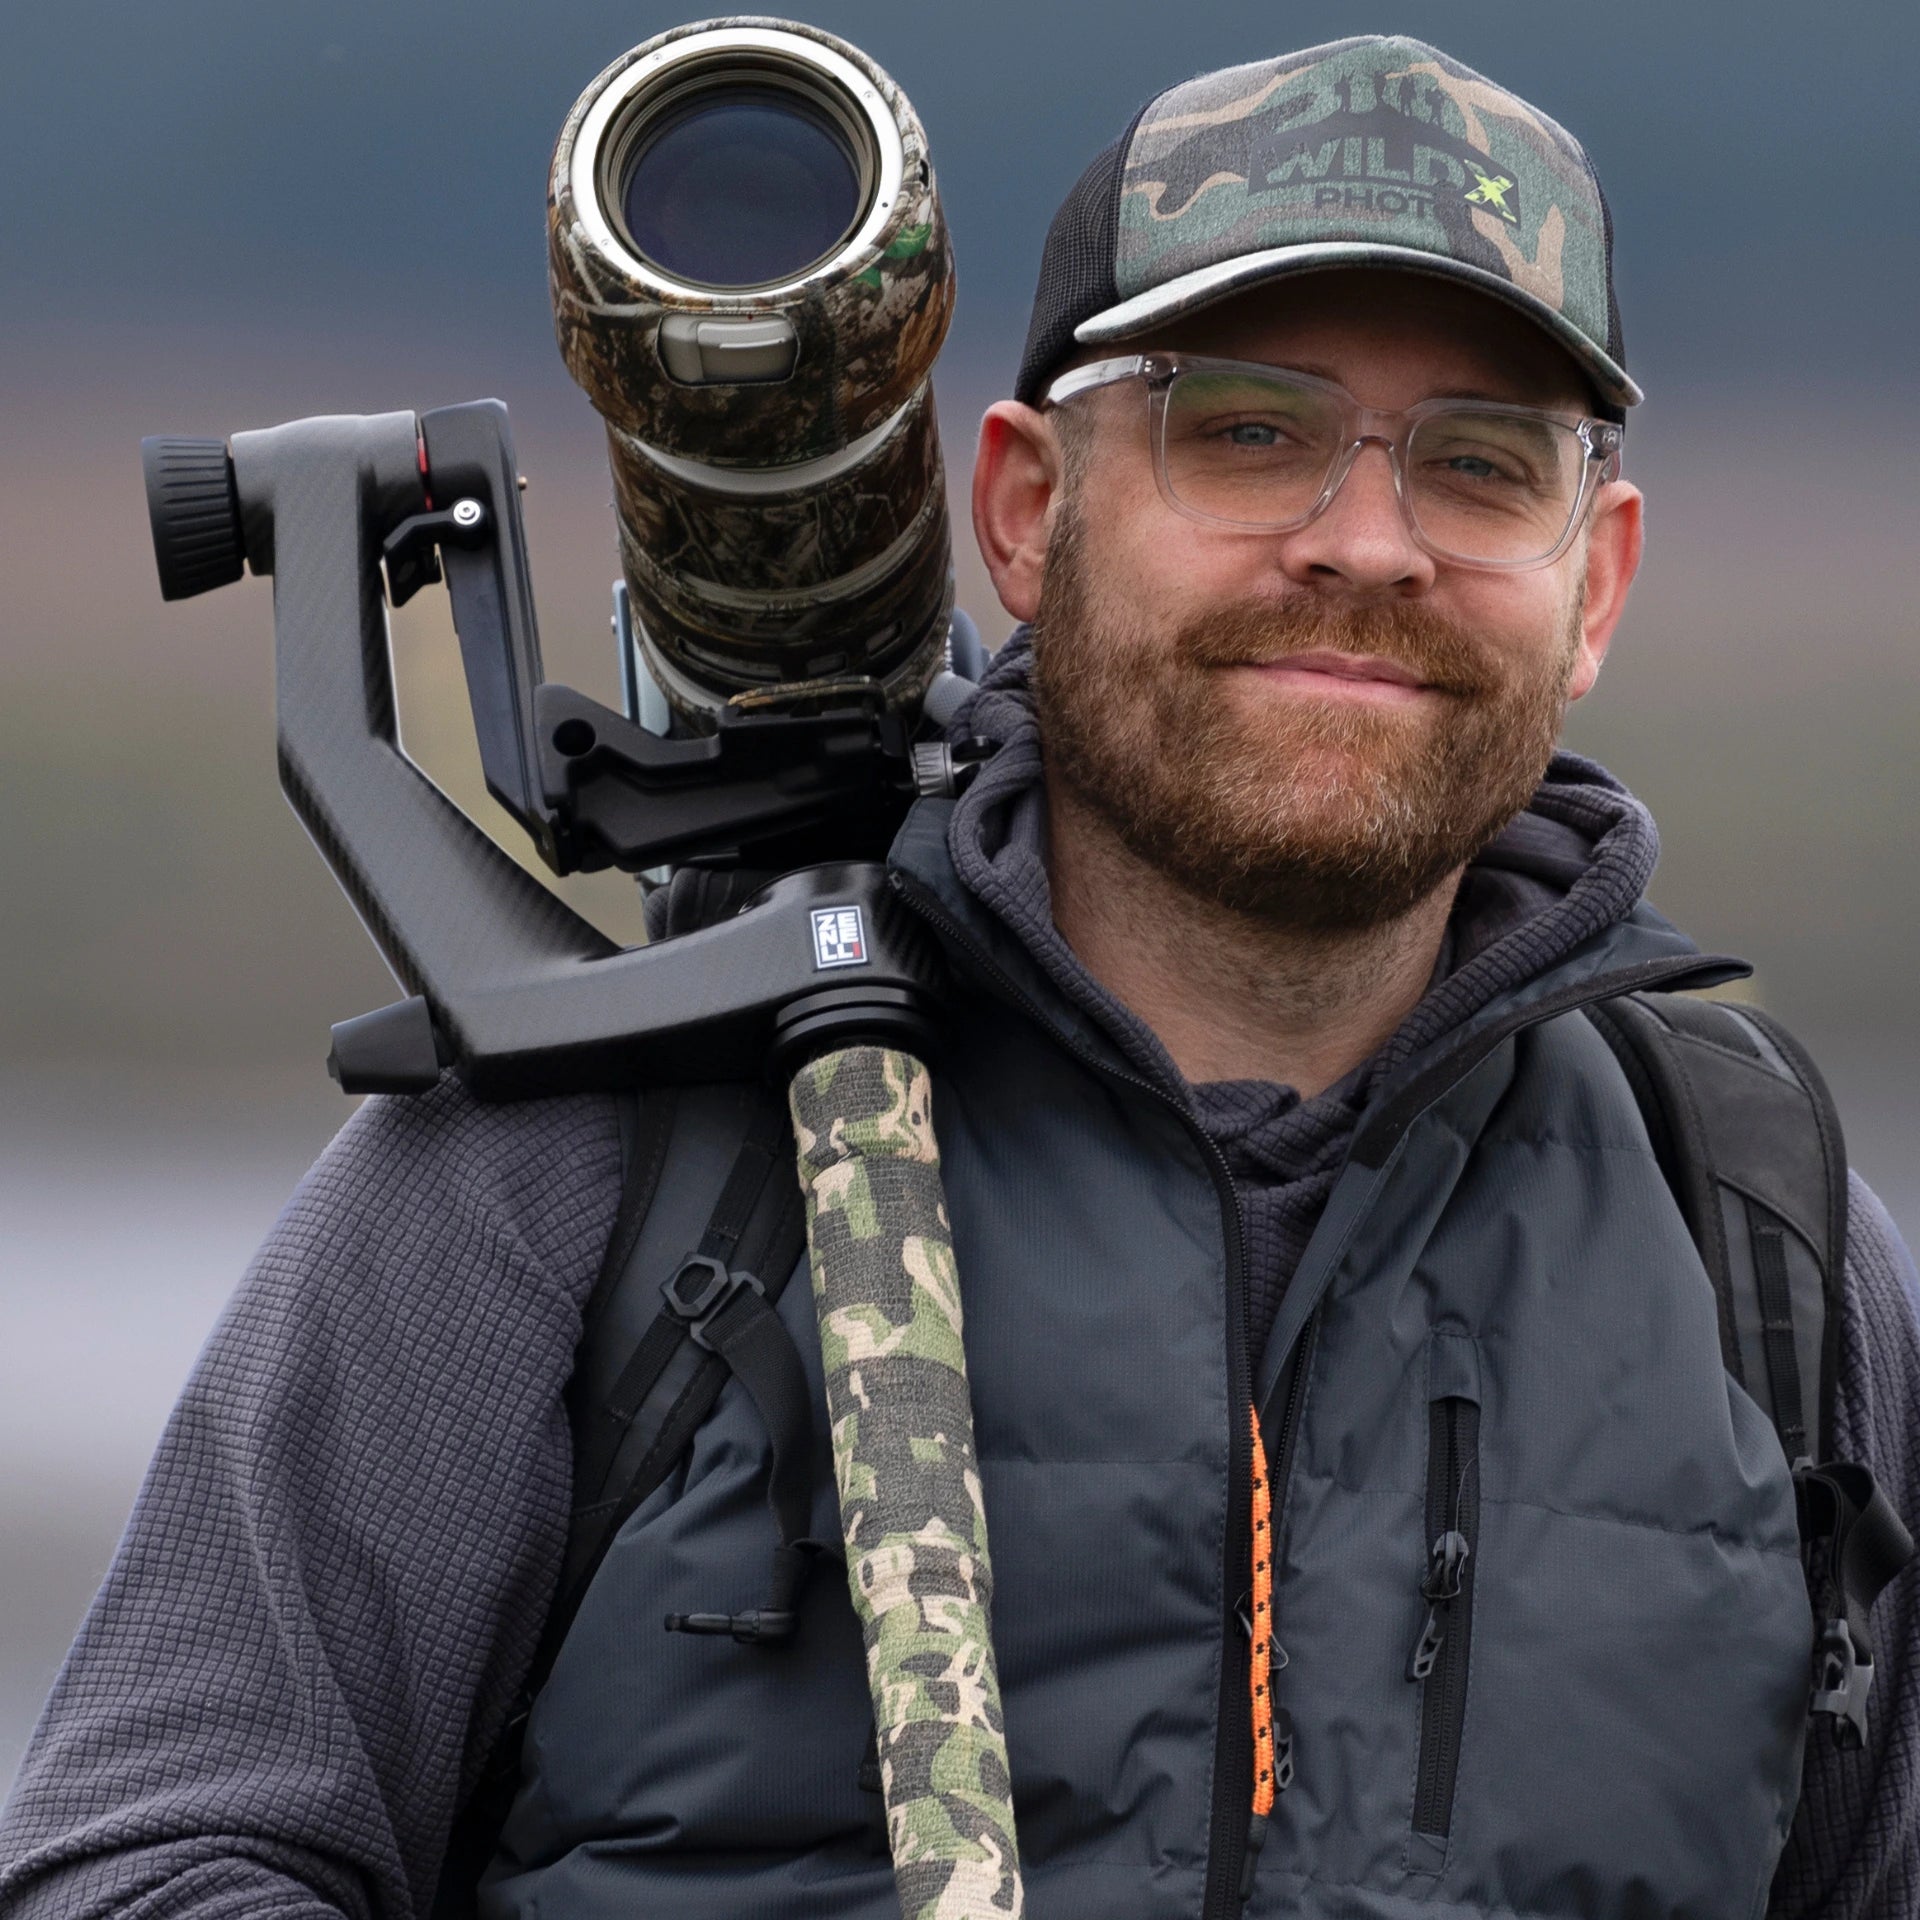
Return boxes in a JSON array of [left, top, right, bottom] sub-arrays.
[[1426, 445, 1535, 487], [1198, 416, 1310, 450]]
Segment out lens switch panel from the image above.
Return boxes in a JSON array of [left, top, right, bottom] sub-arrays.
[[658, 315, 798, 386]]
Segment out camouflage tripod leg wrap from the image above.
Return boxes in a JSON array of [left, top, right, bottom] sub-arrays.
[[788, 1046, 1025, 1920]]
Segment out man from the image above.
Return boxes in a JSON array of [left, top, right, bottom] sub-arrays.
[[3, 33, 1917, 1920]]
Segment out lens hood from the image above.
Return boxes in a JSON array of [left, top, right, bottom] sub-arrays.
[[549, 17, 954, 467]]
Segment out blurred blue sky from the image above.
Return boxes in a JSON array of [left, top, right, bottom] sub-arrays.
[[5, 0, 1916, 392]]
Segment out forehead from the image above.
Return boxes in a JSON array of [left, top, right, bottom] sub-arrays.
[[1141, 267, 1593, 409]]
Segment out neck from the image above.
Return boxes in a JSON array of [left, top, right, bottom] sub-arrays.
[[1045, 781, 1459, 1098]]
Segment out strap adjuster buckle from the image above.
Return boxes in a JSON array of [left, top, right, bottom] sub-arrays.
[[1812, 1616, 1874, 1750], [662, 1253, 765, 1352]]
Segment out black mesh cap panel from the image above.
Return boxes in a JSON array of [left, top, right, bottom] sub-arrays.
[[1594, 174, 1626, 372], [1012, 114, 1145, 406]]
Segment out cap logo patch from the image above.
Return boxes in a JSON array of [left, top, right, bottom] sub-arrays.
[[1463, 161, 1519, 223]]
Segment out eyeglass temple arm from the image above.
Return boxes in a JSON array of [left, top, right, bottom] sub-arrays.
[[1039, 356, 1150, 407]]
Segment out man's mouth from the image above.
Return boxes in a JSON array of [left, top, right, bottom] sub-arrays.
[[1230, 648, 1439, 707]]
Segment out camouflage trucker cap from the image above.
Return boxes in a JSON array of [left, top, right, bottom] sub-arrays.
[[1015, 35, 1639, 413]]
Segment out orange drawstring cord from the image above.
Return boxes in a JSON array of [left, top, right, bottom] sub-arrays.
[[1249, 1405, 1276, 1820], [1240, 1405, 1281, 1902]]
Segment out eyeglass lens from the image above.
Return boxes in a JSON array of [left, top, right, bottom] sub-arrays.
[[1158, 367, 1591, 564]]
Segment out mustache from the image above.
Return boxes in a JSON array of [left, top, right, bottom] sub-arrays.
[[1174, 597, 1502, 697]]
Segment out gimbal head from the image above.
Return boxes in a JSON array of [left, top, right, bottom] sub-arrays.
[[138, 15, 986, 1104], [141, 401, 963, 1101]]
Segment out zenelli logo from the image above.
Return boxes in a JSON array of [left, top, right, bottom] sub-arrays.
[[810, 905, 869, 970]]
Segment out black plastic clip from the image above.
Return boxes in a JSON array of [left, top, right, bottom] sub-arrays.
[[382, 496, 490, 607], [661, 1253, 766, 1353], [664, 1539, 814, 1646], [1812, 1617, 1874, 1751], [663, 1605, 797, 1645]]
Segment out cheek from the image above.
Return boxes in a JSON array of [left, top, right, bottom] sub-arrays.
[[1444, 573, 1584, 681], [1073, 502, 1286, 627]]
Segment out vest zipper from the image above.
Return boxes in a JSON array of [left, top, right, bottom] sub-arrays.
[[1409, 1394, 1480, 1847], [890, 872, 1260, 1920]]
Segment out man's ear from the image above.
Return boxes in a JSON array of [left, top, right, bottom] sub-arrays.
[[1567, 478, 1643, 701], [972, 401, 1064, 624]]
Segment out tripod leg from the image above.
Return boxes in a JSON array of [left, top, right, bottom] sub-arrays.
[[788, 1046, 1025, 1920]]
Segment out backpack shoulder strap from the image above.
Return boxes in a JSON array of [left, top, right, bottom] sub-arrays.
[[565, 1081, 815, 1637], [432, 1079, 813, 1917], [1586, 990, 1842, 1462], [1586, 990, 1913, 1748]]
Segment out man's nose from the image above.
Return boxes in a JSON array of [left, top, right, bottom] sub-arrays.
[[1273, 439, 1434, 594]]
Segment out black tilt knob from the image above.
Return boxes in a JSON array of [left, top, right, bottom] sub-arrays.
[[141, 436, 245, 600]]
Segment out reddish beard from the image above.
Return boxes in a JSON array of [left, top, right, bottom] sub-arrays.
[[1029, 503, 1582, 931]]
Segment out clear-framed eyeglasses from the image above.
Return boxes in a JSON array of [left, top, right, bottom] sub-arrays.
[[1041, 353, 1625, 572]]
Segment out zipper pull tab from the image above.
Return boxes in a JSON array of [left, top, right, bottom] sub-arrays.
[[1423, 1529, 1470, 1602], [1409, 1603, 1445, 1682], [1239, 1713, 1297, 1907], [1408, 1531, 1470, 1681], [1272, 1706, 1296, 1794]]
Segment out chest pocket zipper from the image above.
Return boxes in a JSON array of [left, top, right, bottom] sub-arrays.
[[1408, 1379, 1481, 1868]]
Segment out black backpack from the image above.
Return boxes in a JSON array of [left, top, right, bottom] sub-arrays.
[[1585, 992, 1912, 1746], [432, 986, 1912, 1915]]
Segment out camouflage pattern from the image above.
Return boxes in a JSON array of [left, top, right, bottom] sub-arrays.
[[548, 17, 954, 467], [788, 1046, 1025, 1920], [547, 17, 956, 714], [1103, 35, 1634, 405], [608, 386, 952, 714]]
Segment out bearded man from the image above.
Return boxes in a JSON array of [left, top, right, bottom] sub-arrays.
[[4, 34, 1918, 1920]]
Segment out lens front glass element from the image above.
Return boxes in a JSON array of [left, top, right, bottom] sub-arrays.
[[622, 83, 865, 288]]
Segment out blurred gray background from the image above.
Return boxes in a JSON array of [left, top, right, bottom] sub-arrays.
[[3, 0, 1915, 1789]]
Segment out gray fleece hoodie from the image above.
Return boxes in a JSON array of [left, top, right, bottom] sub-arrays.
[[2, 632, 1916, 1918]]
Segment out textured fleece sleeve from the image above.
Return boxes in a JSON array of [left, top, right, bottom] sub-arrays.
[[0, 1078, 623, 1920], [1772, 1174, 1920, 1918]]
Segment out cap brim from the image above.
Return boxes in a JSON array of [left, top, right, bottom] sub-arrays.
[[1073, 242, 1642, 409]]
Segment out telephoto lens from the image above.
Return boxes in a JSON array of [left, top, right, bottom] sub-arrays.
[[549, 18, 957, 723]]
